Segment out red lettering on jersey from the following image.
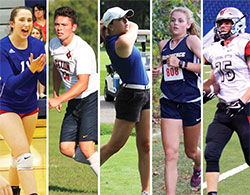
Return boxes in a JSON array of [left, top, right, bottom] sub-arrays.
[[165, 67, 179, 77], [62, 72, 70, 81]]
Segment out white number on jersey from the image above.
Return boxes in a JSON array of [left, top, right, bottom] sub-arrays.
[[20, 61, 30, 73]]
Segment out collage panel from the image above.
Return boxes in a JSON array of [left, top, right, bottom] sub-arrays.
[[203, 0, 250, 194], [1, 0, 250, 195], [152, 0, 201, 194], [100, 0, 151, 194], [0, 0, 47, 194], [48, 0, 98, 194]]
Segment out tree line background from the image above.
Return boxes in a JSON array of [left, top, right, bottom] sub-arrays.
[[100, 0, 150, 30], [49, 0, 98, 93], [48, 0, 200, 113], [152, 0, 201, 118]]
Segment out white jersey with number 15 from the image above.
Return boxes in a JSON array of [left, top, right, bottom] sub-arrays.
[[204, 33, 250, 103]]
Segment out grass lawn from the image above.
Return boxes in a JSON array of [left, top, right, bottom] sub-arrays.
[[203, 65, 250, 194], [49, 105, 98, 195], [100, 47, 111, 96], [152, 123, 201, 195], [100, 124, 141, 195]]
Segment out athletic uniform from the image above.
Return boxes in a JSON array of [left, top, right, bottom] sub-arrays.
[[105, 35, 150, 122], [204, 33, 250, 172], [160, 35, 201, 126], [50, 34, 98, 143], [0, 36, 46, 115]]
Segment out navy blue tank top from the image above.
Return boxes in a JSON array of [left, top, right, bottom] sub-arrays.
[[105, 35, 149, 85], [160, 35, 201, 103]]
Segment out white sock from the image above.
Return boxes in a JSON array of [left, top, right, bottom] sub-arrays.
[[87, 152, 99, 176]]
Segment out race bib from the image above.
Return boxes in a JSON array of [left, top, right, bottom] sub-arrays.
[[163, 64, 184, 81]]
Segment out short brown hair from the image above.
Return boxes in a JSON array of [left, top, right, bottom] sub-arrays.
[[54, 7, 77, 25]]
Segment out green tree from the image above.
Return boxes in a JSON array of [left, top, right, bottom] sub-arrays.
[[49, 0, 97, 53], [100, 0, 150, 29], [152, 0, 201, 117], [49, 0, 98, 93]]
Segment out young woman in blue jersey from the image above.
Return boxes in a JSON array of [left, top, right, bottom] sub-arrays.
[[0, 6, 46, 195], [100, 7, 150, 194], [153, 7, 201, 194]]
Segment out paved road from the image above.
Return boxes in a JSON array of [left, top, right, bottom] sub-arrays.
[[100, 96, 115, 124]]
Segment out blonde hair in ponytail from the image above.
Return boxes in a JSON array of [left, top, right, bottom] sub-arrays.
[[170, 7, 200, 38]]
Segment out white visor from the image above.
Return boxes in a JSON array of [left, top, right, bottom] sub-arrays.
[[103, 7, 134, 27]]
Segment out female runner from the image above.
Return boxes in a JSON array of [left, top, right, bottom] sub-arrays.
[[153, 7, 201, 194]]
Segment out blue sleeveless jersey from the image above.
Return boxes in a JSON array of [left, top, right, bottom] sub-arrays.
[[160, 35, 201, 103], [0, 36, 46, 113], [105, 35, 149, 85]]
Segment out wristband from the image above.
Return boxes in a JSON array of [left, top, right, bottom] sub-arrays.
[[184, 61, 188, 69], [179, 60, 183, 68]]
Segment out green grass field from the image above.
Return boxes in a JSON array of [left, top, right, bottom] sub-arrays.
[[152, 65, 250, 194], [100, 47, 111, 96], [152, 124, 201, 195], [49, 105, 98, 195], [203, 65, 250, 194], [100, 124, 141, 194]]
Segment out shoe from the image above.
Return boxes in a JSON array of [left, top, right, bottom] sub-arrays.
[[11, 186, 21, 195], [190, 167, 201, 187], [208, 192, 217, 195], [141, 191, 149, 195]]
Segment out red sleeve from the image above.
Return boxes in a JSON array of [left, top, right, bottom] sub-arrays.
[[245, 41, 250, 58]]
